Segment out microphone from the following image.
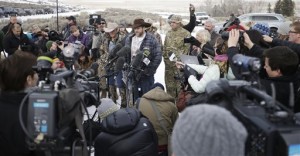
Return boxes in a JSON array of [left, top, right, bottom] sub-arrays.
[[108, 43, 123, 60], [128, 52, 144, 79], [114, 57, 125, 72], [105, 46, 131, 68]]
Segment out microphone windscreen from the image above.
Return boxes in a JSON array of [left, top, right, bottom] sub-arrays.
[[115, 57, 125, 72], [109, 43, 123, 59], [116, 46, 131, 58], [131, 52, 144, 68]]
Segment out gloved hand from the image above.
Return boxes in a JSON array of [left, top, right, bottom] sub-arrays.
[[189, 4, 195, 15], [184, 65, 198, 79]]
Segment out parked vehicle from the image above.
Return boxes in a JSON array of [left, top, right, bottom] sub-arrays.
[[215, 13, 291, 35], [195, 12, 209, 25]]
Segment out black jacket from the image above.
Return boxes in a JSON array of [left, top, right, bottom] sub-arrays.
[[183, 13, 196, 33], [94, 108, 158, 156], [2, 23, 11, 35], [271, 39, 300, 60], [0, 92, 38, 156], [227, 47, 300, 111], [3, 33, 36, 56]]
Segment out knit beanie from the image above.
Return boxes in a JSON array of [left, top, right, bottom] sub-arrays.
[[172, 104, 248, 156], [46, 41, 54, 52], [97, 98, 119, 120], [251, 23, 270, 36]]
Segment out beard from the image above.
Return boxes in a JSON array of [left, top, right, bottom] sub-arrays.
[[135, 31, 144, 37]]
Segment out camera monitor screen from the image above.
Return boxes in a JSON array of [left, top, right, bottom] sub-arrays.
[[180, 54, 199, 65], [289, 144, 300, 156]]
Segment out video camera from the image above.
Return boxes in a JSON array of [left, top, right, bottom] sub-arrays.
[[85, 14, 101, 32], [19, 52, 101, 156], [221, 30, 245, 43], [204, 79, 300, 156]]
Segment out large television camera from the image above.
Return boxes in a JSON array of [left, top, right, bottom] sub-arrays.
[[205, 79, 300, 156], [18, 49, 101, 156], [85, 14, 101, 32]]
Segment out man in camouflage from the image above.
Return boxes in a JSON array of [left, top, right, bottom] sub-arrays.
[[104, 22, 127, 105], [91, 18, 108, 98], [164, 15, 190, 98]]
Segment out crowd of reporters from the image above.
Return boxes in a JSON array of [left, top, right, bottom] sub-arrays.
[[0, 4, 300, 156]]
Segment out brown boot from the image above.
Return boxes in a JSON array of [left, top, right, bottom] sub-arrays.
[[100, 89, 107, 98]]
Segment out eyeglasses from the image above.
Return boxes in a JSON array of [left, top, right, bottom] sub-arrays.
[[289, 30, 299, 34], [100, 22, 106, 25]]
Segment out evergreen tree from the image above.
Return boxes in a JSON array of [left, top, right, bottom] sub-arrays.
[[281, 0, 295, 16], [274, 0, 282, 14], [268, 3, 272, 13]]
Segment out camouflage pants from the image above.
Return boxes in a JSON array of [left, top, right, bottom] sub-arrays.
[[164, 59, 181, 98]]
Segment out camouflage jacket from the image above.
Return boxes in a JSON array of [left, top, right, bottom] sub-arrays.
[[163, 27, 190, 59]]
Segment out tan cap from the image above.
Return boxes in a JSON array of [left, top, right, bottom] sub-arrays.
[[104, 23, 119, 32]]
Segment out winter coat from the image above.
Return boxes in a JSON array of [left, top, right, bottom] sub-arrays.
[[3, 33, 35, 56], [94, 108, 158, 156], [227, 46, 300, 111], [187, 64, 220, 93], [137, 87, 178, 146], [67, 32, 90, 48], [125, 32, 162, 77], [0, 92, 39, 156]]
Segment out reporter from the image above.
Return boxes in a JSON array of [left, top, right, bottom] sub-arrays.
[[176, 61, 220, 94], [228, 29, 300, 110], [0, 51, 39, 156]]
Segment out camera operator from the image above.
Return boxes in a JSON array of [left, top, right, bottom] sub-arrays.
[[228, 29, 300, 111], [0, 51, 39, 156], [262, 21, 300, 59], [175, 61, 220, 94], [68, 26, 90, 54], [2, 14, 18, 34], [91, 18, 107, 60], [62, 16, 79, 41]]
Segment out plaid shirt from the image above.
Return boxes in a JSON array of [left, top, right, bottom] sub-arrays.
[[125, 32, 162, 76]]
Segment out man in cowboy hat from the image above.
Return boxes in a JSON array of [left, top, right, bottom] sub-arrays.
[[125, 18, 162, 105], [164, 15, 190, 99], [103, 22, 127, 107]]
